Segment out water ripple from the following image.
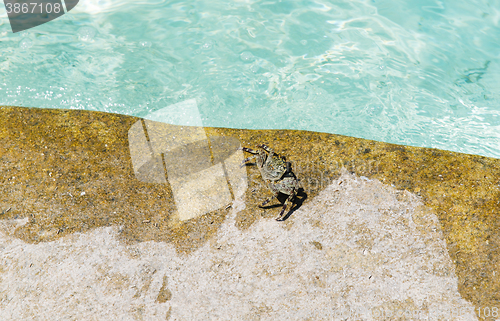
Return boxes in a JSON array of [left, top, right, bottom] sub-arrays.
[[0, 0, 499, 158]]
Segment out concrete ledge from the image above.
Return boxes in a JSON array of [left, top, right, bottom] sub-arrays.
[[1, 106, 499, 319]]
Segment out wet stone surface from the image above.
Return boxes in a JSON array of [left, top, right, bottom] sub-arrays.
[[1, 106, 499, 319]]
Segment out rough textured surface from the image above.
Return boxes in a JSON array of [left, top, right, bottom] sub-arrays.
[[0, 172, 476, 320], [1, 106, 499, 319]]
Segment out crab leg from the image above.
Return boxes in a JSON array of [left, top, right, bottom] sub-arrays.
[[258, 191, 279, 208], [276, 189, 297, 221], [258, 144, 278, 160], [240, 147, 261, 167], [258, 144, 288, 162], [240, 147, 260, 154], [240, 155, 257, 167], [257, 144, 273, 153]]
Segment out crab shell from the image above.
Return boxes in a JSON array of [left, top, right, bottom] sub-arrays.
[[252, 148, 287, 181]]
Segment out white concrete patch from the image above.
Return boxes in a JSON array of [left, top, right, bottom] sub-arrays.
[[0, 171, 477, 320]]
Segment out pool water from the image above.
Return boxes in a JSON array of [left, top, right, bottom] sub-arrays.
[[0, 0, 499, 158]]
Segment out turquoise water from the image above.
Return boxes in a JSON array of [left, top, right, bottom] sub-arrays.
[[0, 0, 499, 158]]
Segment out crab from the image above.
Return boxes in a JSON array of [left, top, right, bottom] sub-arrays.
[[240, 144, 299, 221]]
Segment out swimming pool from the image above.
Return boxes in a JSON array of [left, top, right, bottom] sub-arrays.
[[0, 0, 499, 158]]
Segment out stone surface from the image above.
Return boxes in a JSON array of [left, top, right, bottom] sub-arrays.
[[1, 106, 500, 319], [0, 171, 477, 320]]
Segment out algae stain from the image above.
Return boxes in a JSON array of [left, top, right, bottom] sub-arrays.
[[449, 219, 487, 254], [156, 276, 172, 303], [311, 241, 323, 250]]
